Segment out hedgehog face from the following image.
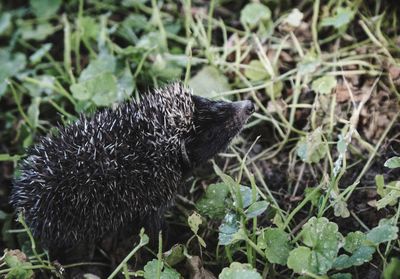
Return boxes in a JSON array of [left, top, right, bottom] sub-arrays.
[[184, 95, 254, 168]]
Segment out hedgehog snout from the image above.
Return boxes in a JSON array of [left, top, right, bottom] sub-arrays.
[[234, 100, 255, 121]]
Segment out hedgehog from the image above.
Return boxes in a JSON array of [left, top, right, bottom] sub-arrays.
[[10, 82, 254, 253]]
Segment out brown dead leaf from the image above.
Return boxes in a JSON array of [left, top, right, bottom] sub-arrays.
[[5, 249, 28, 262], [335, 82, 352, 102], [267, 99, 287, 114], [389, 65, 400, 80], [335, 80, 365, 103], [280, 51, 293, 63], [389, 65, 400, 86], [186, 256, 216, 279], [293, 22, 312, 42], [360, 89, 399, 143]]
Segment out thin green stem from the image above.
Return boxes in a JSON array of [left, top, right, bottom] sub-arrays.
[[312, 0, 321, 55]]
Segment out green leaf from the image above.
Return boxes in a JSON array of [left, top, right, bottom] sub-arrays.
[[150, 55, 182, 81], [311, 76, 337, 94], [20, 22, 55, 41], [6, 267, 34, 279], [196, 183, 230, 219], [188, 212, 206, 248], [80, 17, 100, 41], [143, 259, 180, 279], [30, 0, 61, 18], [79, 53, 116, 82], [366, 219, 398, 244], [300, 217, 342, 274], [333, 245, 375, 269], [27, 97, 41, 129], [188, 212, 202, 235], [343, 232, 366, 253], [0, 49, 27, 97], [24, 75, 56, 97], [116, 65, 135, 101], [160, 267, 181, 279], [213, 164, 258, 210], [265, 80, 283, 99], [218, 212, 241, 246], [333, 200, 350, 218], [297, 54, 320, 75], [272, 212, 284, 228], [121, 14, 148, 32], [284, 9, 304, 28], [5, 252, 20, 268], [189, 66, 231, 98], [341, 232, 376, 269], [74, 52, 133, 106], [219, 262, 262, 279], [376, 183, 400, 210], [244, 60, 269, 81], [384, 157, 400, 169], [321, 7, 355, 29], [237, 186, 256, 209], [257, 228, 291, 265], [383, 257, 400, 279], [304, 187, 322, 207], [71, 72, 118, 106], [4, 250, 34, 279], [375, 175, 400, 209], [245, 201, 269, 219], [240, 3, 271, 29], [163, 244, 185, 267], [287, 246, 315, 274], [137, 31, 166, 51], [0, 13, 12, 35], [143, 260, 159, 279], [139, 227, 150, 246], [296, 127, 327, 163], [120, 13, 162, 42]]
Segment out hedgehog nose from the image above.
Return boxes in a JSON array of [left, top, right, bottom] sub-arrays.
[[234, 100, 255, 117], [244, 100, 255, 115], [237, 100, 255, 116]]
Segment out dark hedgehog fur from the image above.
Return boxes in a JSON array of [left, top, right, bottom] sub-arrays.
[[10, 82, 254, 250]]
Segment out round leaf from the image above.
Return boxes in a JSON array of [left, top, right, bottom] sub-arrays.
[[219, 262, 262, 279], [284, 9, 304, 28], [296, 127, 327, 163], [218, 212, 241, 246], [244, 60, 269, 81], [240, 3, 271, 29], [196, 183, 230, 219], [344, 231, 366, 253], [287, 246, 315, 274], [300, 217, 343, 274], [311, 76, 337, 94], [30, 0, 61, 18], [257, 228, 291, 265]]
